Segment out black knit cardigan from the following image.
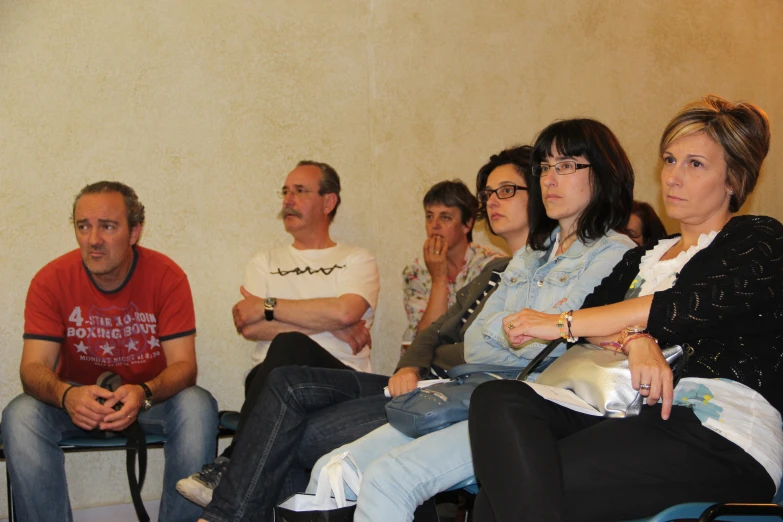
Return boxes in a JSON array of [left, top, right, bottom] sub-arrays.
[[581, 215, 783, 413]]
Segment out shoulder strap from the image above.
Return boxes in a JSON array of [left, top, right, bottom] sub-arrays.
[[124, 421, 150, 522], [447, 339, 564, 379], [517, 339, 564, 381], [447, 363, 523, 379]]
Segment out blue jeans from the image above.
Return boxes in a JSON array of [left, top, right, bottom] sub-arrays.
[[2, 386, 218, 522], [202, 365, 390, 522], [308, 421, 474, 522]]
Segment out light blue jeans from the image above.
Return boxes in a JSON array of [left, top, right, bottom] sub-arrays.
[[2, 386, 218, 522], [307, 420, 474, 522]]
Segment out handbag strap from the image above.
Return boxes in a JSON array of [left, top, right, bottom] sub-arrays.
[[446, 363, 525, 379], [314, 451, 362, 509], [517, 339, 564, 381], [448, 340, 565, 381], [124, 421, 150, 522]]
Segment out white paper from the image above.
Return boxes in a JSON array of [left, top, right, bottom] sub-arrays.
[[524, 382, 603, 416], [384, 378, 450, 398]]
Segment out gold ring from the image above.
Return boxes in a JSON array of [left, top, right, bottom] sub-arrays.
[[508, 323, 515, 330]]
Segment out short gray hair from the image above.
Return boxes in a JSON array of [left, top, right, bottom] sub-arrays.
[[72, 181, 145, 228], [297, 160, 341, 222]]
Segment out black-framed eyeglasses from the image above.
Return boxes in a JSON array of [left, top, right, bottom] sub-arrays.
[[477, 185, 527, 203], [532, 160, 591, 177]]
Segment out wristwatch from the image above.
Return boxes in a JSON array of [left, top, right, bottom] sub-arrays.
[[264, 297, 277, 321], [139, 383, 153, 411], [618, 326, 647, 345]]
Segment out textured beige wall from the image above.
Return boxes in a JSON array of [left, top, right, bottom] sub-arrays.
[[1, 0, 781, 515]]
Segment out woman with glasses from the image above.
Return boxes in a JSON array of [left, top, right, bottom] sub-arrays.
[[469, 96, 783, 522], [307, 118, 636, 522]]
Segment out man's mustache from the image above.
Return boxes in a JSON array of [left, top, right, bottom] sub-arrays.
[[278, 207, 303, 219]]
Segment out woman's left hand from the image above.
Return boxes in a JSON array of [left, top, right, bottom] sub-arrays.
[[502, 309, 561, 346], [626, 337, 674, 420]]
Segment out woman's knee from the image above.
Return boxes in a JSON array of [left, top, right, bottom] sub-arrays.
[[471, 380, 529, 419]]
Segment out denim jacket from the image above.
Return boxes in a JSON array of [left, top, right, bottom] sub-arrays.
[[463, 228, 633, 367]]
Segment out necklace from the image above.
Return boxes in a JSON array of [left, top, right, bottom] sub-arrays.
[[557, 231, 577, 256]]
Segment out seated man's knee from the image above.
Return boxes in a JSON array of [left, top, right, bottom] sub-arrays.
[[266, 365, 315, 394], [3, 394, 48, 436], [266, 332, 320, 365], [166, 386, 218, 428], [269, 331, 311, 351], [2, 394, 63, 459]]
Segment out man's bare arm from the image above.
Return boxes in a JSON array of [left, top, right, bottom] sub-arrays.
[[239, 319, 321, 341], [101, 334, 198, 431], [145, 334, 197, 401], [234, 286, 370, 332], [20, 338, 115, 430], [274, 293, 370, 331], [21, 338, 74, 407]]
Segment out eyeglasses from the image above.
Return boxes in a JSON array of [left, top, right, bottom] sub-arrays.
[[532, 160, 591, 177], [278, 187, 320, 199], [477, 185, 528, 203]]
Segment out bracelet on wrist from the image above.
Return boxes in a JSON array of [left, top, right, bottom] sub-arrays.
[[558, 311, 577, 343], [565, 310, 575, 342], [600, 340, 623, 353], [61, 384, 75, 410], [619, 333, 656, 355]]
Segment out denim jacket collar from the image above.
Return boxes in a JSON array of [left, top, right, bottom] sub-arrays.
[[523, 226, 592, 271]]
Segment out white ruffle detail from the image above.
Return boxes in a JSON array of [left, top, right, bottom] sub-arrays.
[[636, 231, 719, 296]]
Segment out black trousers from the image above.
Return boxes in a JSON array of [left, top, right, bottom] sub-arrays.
[[222, 332, 352, 458], [468, 380, 774, 522]]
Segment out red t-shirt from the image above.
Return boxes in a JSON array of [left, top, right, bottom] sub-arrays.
[[23, 246, 196, 385]]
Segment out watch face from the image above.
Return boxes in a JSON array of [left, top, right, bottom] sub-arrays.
[[265, 297, 277, 308]]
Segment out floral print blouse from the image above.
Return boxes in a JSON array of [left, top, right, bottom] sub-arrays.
[[402, 242, 502, 343]]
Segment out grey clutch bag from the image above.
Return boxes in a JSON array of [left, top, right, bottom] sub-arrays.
[[533, 343, 687, 418]]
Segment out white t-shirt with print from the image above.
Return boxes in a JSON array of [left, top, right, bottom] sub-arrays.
[[244, 244, 380, 372]]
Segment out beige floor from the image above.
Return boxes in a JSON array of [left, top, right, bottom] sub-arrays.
[[0, 499, 160, 522]]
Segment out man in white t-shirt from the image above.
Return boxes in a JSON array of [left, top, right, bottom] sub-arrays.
[[176, 160, 380, 505]]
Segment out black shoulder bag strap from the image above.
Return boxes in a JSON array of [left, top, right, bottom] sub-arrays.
[[123, 421, 150, 522], [517, 339, 564, 381]]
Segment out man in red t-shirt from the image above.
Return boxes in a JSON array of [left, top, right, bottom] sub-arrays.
[[2, 181, 218, 522]]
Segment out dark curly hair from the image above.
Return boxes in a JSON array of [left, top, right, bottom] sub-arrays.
[[474, 145, 533, 235]]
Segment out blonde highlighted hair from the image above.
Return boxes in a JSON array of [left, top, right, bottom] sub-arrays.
[[659, 95, 770, 212]]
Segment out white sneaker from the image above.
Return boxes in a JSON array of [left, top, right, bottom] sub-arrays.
[[176, 456, 229, 507]]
